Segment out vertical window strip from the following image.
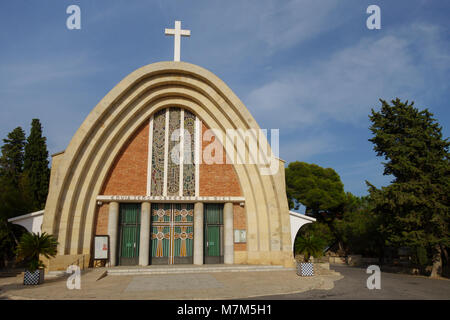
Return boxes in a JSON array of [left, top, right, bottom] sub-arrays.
[[167, 108, 181, 196], [195, 117, 201, 197], [163, 108, 170, 196], [150, 109, 166, 196], [179, 109, 185, 196], [146, 116, 154, 196], [182, 110, 195, 196]]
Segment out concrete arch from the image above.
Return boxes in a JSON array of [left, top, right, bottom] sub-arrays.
[[42, 62, 293, 266], [289, 211, 317, 254]]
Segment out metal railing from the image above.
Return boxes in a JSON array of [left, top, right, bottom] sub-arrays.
[[68, 255, 86, 270]]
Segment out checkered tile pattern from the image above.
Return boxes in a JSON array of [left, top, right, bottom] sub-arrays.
[[297, 263, 314, 276], [23, 270, 43, 285]]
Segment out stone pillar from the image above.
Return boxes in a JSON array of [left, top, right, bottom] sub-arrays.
[[224, 202, 234, 264], [107, 202, 119, 266], [193, 202, 204, 265], [139, 202, 151, 266]]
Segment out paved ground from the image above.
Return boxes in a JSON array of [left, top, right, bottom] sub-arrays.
[[254, 264, 450, 300], [3, 264, 446, 300], [0, 266, 342, 300]]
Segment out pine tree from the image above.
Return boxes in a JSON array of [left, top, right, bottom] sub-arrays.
[[367, 98, 450, 277], [286, 161, 347, 253], [23, 119, 50, 210], [286, 161, 346, 215]]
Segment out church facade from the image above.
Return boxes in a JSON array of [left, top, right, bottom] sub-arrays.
[[41, 61, 295, 270]]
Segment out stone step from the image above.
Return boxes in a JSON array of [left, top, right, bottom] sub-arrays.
[[107, 265, 295, 276], [0, 272, 22, 278], [46, 271, 68, 278], [46, 269, 88, 278]]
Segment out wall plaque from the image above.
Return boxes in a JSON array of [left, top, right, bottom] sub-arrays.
[[94, 235, 109, 260], [234, 229, 247, 243]]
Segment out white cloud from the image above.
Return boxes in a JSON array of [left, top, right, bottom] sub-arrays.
[[255, 0, 341, 51], [0, 53, 101, 90], [186, 0, 342, 67], [0, 52, 103, 155], [245, 23, 450, 129]]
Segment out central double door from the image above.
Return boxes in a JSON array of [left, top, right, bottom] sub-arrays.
[[150, 203, 194, 265]]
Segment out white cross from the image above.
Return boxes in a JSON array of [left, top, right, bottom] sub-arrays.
[[165, 20, 191, 62]]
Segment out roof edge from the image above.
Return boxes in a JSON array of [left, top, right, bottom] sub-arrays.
[[289, 211, 316, 222], [7, 210, 45, 222]]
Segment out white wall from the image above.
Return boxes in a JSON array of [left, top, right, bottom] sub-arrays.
[[8, 210, 44, 235], [289, 211, 316, 252]]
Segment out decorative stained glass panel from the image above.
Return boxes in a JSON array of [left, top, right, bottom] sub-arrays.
[[167, 107, 181, 196], [151, 109, 166, 196], [150, 203, 194, 264], [174, 226, 193, 257], [149, 107, 197, 197], [183, 110, 196, 196]]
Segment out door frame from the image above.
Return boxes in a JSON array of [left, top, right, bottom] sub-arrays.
[[204, 203, 224, 264], [118, 203, 141, 266]]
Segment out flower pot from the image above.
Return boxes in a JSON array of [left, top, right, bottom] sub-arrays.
[[297, 262, 314, 276], [23, 268, 44, 285]]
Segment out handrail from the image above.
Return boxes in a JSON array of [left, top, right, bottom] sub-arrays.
[[68, 255, 86, 270]]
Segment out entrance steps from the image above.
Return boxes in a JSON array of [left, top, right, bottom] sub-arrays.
[[46, 269, 90, 278], [107, 264, 295, 276]]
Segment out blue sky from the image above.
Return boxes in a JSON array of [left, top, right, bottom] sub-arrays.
[[0, 0, 449, 197]]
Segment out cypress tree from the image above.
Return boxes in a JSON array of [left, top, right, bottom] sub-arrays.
[[23, 119, 50, 210], [0, 127, 29, 266], [0, 127, 33, 266], [367, 98, 449, 277], [0, 127, 26, 188]]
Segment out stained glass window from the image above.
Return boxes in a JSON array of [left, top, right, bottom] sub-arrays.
[[150, 107, 197, 196], [167, 107, 181, 196], [183, 110, 196, 196], [150, 109, 166, 196]]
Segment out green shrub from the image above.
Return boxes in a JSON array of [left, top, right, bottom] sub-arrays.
[[16, 232, 58, 272], [295, 234, 326, 262]]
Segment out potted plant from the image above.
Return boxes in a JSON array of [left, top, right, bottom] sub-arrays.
[[16, 232, 58, 285], [295, 234, 325, 276]]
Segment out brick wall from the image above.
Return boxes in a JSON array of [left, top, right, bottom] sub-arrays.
[[101, 121, 149, 195], [233, 203, 247, 251], [199, 123, 242, 196], [96, 119, 247, 253], [95, 203, 109, 235], [100, 120, 242, 197]]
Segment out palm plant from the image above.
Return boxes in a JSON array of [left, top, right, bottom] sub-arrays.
[[16, 232, 58, 272], [295, 234, 325, 263]]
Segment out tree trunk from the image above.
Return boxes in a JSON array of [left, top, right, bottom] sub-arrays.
[[326, 220, 345, 255], [2, 253, 8, 269], [442, 246, 448, 264], [430, 244, 442, 278], [338, 240, 345, 255]]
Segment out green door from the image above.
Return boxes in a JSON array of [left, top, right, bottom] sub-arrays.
[[118, 203, 141, 266], [204, 204, 224, 264], [206, 225, 220, 257]]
